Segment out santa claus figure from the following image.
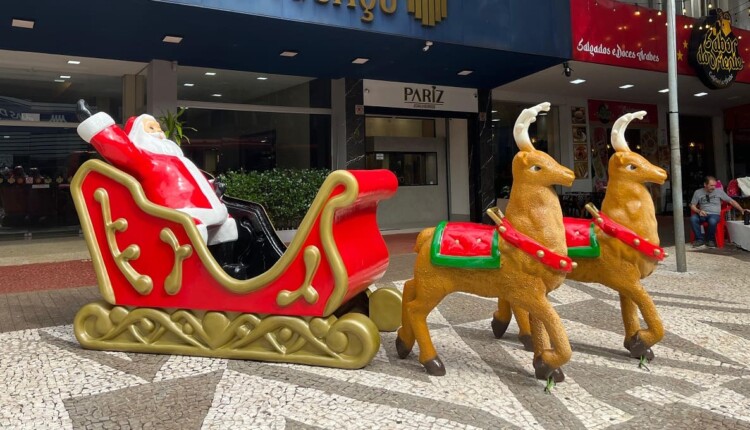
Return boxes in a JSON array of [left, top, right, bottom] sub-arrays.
[[76, 105, 237, 245]]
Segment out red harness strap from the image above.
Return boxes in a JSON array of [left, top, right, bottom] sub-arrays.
[[496, 219, 573, 273], [593, 212, 666, 261]]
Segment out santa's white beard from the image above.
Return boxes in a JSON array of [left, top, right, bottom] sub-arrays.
[[131, 131, 184, 157]]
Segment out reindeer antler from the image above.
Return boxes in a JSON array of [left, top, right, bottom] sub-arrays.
[[513, 102, 550, 152], [611, 111, 646, 152]]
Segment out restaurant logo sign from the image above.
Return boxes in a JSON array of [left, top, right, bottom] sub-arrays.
[[689, 9, 744, 89], [302, 0, 447, 26]]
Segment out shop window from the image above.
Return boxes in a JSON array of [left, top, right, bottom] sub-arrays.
[[0, 127, 96, 228], [365, 152, 438, 186], [365, 117, 435, 138], [180, 109, 331, 174]]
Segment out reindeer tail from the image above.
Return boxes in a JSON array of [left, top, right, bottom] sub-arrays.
[[414, 227, 436, 253]]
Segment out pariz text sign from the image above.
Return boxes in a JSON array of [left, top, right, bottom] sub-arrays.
[[364, 79, 477, 113], [404, 87, 445, 108], [689, 9, 744, 89]]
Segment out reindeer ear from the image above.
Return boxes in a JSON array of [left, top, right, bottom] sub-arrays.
[[517, 151, 529, 165], [614, 152, 628, 165]]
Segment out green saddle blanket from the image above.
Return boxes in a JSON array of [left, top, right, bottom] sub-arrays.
[[563, 217, 600, 258], [430, 221, 501, 269]]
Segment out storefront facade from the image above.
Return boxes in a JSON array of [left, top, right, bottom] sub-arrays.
[[0, 0, 571, 235], [493, 0, 750, 215]]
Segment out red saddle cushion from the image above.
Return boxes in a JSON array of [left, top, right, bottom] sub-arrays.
[[431, 222, 500, 269]]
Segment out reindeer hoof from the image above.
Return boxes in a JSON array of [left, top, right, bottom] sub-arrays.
[[491, 317, 510, 339], [627, 334, 655, 361], [518, 334, 534, 352], [533, 356, 565, 382], [422, 356, 446, 376], [395, 336, 412, 359]]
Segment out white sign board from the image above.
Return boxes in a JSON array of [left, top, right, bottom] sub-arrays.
[[363, 79, 478, 113]]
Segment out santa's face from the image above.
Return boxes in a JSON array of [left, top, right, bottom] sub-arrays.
[[143, 118, 166, 140], [128, 114, 183, 157]]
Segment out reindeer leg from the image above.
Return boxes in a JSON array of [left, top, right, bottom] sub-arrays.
[[619, 294, 641, 350], [491, 300, 534, 350], [517, 296, 571, 383], [618, 281, 663, 361], [399, 283, 446, 376], [491, 299, 512, 338], [514, 305, 534, 351], [396, 279, 417, 359], [530, 312, 565, 383]]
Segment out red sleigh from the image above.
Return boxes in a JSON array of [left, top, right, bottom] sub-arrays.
[[71, 160, 401, 369]]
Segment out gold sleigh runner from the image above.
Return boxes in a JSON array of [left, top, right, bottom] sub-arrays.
[[74, 301, 380, 369]]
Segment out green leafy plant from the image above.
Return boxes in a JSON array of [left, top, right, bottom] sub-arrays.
[[158, 107, 196, 145], [219, 168, 331, 230]]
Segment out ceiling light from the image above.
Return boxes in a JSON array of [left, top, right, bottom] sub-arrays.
[[491, 110, 498, 113], [183, 83, 194, 87], [67, 60, 80, 65], [570, 79, 586, 84], [54, 79, 65, 83], [280, 50, 299, 57], [211, 93, 222, 97], [257, 77, 268, 80], [162, 35, 183, 44], [352, 58, 370, 64], [619, 84, 634, 89], [11, 19, 34, 29], [658, 88, 669, 93], [694, 92, 708, 97], [492, 118, 500, 122], [205, 72, 216, 76], [457, 70, 473, 76], [59, 75, 70, 79]]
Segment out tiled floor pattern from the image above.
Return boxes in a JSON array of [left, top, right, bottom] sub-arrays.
[[2, 249, 750, 429]]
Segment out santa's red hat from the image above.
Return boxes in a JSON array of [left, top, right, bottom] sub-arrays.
[[124, 116, 137, 135]]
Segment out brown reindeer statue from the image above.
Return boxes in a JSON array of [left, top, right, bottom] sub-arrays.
[[396, 102, 576, 388], [492, 111, 668, 366]]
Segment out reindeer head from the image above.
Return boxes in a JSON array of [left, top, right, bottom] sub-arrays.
[[512, 102, 575, 187], [609, 111, 668, 185]]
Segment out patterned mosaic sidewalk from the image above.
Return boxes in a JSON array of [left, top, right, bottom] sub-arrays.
[[2, 249, 750, 429]]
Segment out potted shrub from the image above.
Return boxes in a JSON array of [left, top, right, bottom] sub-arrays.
[[219, 168, 331, 240]]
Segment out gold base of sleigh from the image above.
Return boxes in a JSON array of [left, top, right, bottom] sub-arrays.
[[74, 300, 390, 369]]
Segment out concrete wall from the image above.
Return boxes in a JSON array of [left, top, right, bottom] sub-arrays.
[[448, 118, 470, 221], [372, 136, 448, 230]]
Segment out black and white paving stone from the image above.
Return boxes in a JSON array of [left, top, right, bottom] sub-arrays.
[[1, 248, 750, 429]]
